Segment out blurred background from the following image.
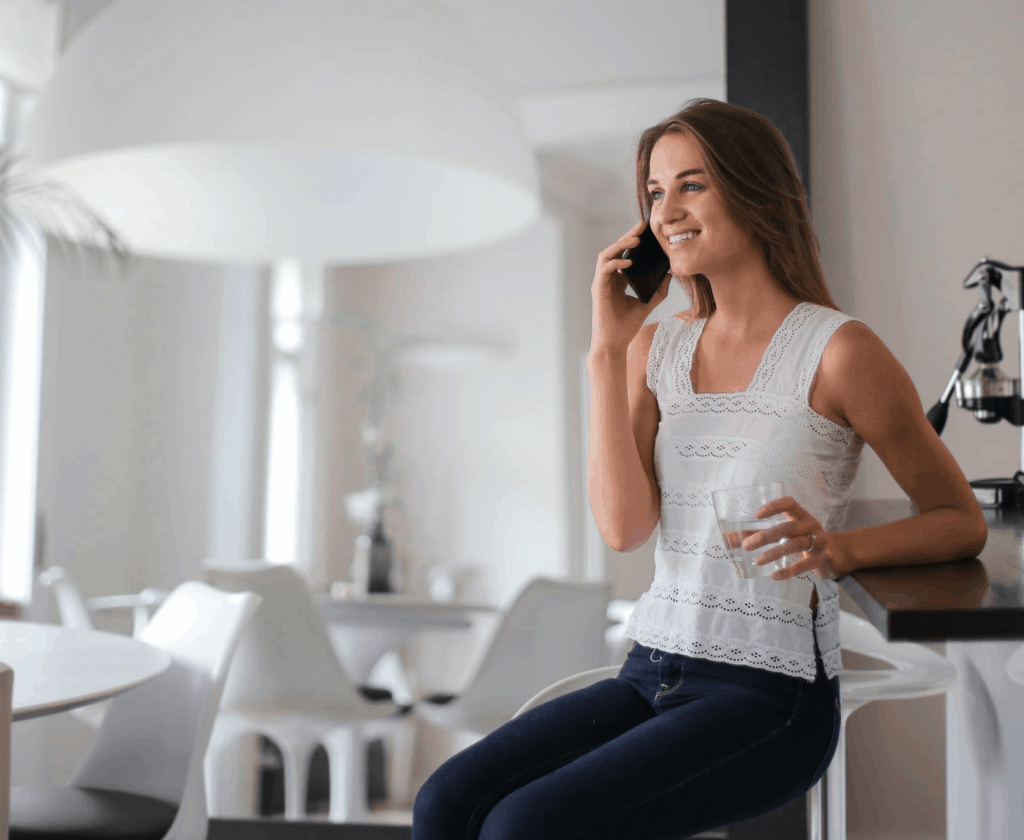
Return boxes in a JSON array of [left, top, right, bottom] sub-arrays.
[[0, 1, 1021, 837]]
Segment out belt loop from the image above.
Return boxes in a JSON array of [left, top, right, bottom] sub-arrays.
[[649, 648, 663, 663]]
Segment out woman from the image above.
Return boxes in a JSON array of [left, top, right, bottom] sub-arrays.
[[412, 98, 986, 840]]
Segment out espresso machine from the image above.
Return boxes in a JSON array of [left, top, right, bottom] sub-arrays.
[[927, 257, 1024, 508]]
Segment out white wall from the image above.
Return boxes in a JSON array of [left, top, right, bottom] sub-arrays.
[[320, 215, 570, 609], [810, 1, 1024, 837], [20, 249, 264, 784]]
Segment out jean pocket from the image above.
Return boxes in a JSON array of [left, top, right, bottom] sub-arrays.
[[806, 696, 842, 792]]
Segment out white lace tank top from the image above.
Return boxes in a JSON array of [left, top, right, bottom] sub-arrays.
[[623, 301, 867, 682]]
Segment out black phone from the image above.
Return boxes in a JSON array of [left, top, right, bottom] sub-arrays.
[[621, 221, 670, 304]]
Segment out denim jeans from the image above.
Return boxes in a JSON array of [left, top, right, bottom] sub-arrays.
[[412, 644, 841, 840]]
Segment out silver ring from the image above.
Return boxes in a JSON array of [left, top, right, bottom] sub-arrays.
[[808, 533, 817, 552]]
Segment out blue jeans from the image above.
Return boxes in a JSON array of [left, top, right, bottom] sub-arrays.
[[412, 643, 841, 840]]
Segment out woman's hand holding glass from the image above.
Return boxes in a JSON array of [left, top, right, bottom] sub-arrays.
[[745, 496, 841, 581], [590, 219, 670, 355]]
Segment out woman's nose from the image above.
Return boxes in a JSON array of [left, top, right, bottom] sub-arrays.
[[658, 193, 687, 223]]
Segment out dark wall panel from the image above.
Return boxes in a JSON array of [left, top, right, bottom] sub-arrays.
[[726, 0, 810, 201]]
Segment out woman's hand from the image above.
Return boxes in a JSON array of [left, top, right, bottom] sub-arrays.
[[742, 496, 842, 581], [590, 219, 670, 355]]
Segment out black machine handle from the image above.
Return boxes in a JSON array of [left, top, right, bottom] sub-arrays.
[[926, 258, 1023, 436]]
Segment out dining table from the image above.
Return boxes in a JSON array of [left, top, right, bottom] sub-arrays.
[[839, 499, 1024, 840], [0, 620, 171, 722], [318, 592, 498, 705]]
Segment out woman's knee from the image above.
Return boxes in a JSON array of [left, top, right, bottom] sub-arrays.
[[412, 765, 461, 838]]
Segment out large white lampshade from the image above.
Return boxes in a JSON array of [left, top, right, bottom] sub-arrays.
[[20, 0, 540, 264]]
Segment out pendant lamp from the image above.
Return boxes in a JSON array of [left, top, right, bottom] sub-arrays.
[[20, 0, 540, 264]]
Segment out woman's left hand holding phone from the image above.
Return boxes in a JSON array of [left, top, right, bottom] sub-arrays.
[[590, 219, 669, 357]]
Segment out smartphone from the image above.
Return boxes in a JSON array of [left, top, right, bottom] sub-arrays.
[[621, 221, 670, 304]]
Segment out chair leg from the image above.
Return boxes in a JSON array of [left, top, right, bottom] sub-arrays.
[[385, 719, 415, 806], [204, 730, 260, 818], [322, 726, 368, 823], [278, 738, 318, 821], [363, 718, 415, 808]]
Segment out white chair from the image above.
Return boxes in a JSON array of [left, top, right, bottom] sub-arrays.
[[38, 566, 168, 637], [201, 560, 413, 822], [1, 662, 12, 840], [605, 598, 638, 666], [37, 566, 168, 729], [8, 581, 261, 840], [417, 576, 612, 737], [1007, 644, 1024, 686], [513, 609, 959, 840]]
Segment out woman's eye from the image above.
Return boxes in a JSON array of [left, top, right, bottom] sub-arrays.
[[649, 189, 664, 201], [683, 182, 703, 192]]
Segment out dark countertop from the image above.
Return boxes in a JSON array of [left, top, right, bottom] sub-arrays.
[[840, 499, 1024, 641]]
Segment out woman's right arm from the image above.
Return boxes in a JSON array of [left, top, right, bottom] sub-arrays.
[[586, 222, 668, 552]]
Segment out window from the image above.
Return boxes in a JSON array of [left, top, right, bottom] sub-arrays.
[[0, 79, 46, 603], [263, 260, 322, 569]]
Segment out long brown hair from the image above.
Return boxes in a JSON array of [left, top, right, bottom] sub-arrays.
[[635, 98, 841, 319]]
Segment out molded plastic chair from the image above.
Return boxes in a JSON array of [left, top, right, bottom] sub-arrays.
[[417, 576, 612, 737], [1, 661, 12, 840], [8, 581, 261, 840], [605, 598, 638, 666], [37, 567, 168, 729], [202, 560, 412, 822], [38, 567, 168, 637], [1007, 644, 1024, 686], [513, 609, 958, 840]]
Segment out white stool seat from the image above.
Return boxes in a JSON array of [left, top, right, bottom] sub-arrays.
[[1006, 644, 1024, 687], [514, 610, 959, 840]]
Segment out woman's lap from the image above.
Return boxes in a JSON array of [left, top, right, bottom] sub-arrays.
[[412, 646, 840, 840]]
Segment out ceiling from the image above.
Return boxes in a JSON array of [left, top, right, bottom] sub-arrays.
[[57, 0, 725, 218]]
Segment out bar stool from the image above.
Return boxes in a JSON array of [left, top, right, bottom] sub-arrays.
[[513, 610, 959, 840], [1007, 645, 1024, 686]]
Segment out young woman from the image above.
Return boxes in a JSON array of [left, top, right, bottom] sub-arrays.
[[411, 98, 986, 840]]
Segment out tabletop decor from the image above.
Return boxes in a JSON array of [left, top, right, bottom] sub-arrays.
[[338, 309, 514, 596]]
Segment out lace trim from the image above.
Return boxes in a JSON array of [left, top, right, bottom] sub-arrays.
[[646, 579, 815, 630], [746, 302, 817, 392], [660, 482, 845, 521], [674, 301, 813, 399], [626, 624, 821, 682], [655, 530, 818, 584], [795, 313, 867, 402], [657, 302, 865, 448], [813, 591, 842, 678], [657, 390, 863, 449], [664, 435, 861, 497], [647, 319, 682, 395]]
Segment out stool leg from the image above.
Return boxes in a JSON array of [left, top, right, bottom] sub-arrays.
[[826, 716, 849, 840], [806, 776, 825, 840]]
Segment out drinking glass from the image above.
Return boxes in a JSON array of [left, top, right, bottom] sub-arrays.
[[712, 482, 792, 579]]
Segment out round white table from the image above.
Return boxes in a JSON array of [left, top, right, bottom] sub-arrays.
[[0, 620, 172, 722]]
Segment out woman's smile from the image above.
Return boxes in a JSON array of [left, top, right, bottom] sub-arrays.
[[646, 131, 760, 280]]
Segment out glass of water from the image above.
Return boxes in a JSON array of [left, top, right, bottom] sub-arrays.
[[712, 482, 791, 579]]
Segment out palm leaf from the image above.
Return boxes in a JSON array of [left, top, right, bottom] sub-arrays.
[[0, 142, 130, 269]]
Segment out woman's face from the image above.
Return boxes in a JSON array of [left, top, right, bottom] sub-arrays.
[[646, 131, 757, 280]]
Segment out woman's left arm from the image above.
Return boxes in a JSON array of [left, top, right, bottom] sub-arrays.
[[824, 321, 987, 575]]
